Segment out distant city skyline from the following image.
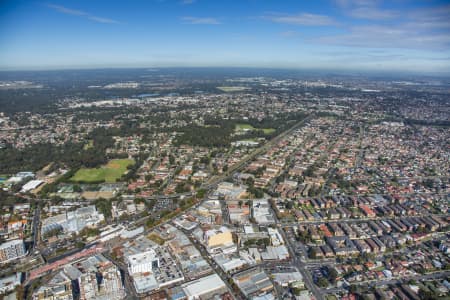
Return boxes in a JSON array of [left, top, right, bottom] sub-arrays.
[[0, 0, 450, 74]]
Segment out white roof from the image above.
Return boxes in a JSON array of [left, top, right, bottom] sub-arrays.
[[0, 239, 23, 249], [221, 258, 246, 272], [273, 272, 303, 284], [21, 180, 43, 192], [244, 225, 255, 234], [0, 273, 20, 289], [182, 274, 225, 297]]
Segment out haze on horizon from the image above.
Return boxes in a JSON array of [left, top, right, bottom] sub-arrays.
[[0, 0, 450, 75]]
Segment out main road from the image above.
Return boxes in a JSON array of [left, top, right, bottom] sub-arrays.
[[278, 222, 325, 300]]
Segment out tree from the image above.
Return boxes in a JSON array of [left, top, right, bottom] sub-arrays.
[[79, 227, 100, 237], [196, 189, 206, 199], [418, 288, 437, 300], [328, 267, 338, 284], [73, 185, 82, 193], [43, 227, 63, 239], [94, 198, 112, 218], [247, 186, 264, 198], [175, 183, 190, 194], [349, 284, 359, 293], [146, 217, 156, 228], [15, 284, 25, 300], [200, 156, 210, 164], [316, 277, 329, 288], [76, 241, 86, 248]]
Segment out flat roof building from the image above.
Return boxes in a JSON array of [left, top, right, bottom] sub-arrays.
[[0, 239, 26, 263], [182, 274, 227, 300]]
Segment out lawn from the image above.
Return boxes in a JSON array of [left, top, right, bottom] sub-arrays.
[[70, 159, 134, 183], [262, 128, 275, 134], [236, 123, 256, 131], [236, 124, 275, 134]]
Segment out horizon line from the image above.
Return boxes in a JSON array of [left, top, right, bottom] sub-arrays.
[[1, 65, 450, 77]]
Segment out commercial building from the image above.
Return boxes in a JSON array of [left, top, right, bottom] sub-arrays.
[[122, 236, 184, 295], [0, 273, 21, 295], [32, 254, 124, 300], [194, 226, 236, 254], [272, 271, 304, 288], [20, 180, 43, 193], [41, 205, 105, 235], [32, 271, 73, 300], [126, 248, 159, 275], [252, 199, 275, 225], [0, 239, 26, 263], [205, 227, 233, 248], [232, 268, 274, 299], [181, 274, 227, 300]]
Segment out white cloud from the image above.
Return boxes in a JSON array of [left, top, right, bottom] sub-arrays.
[[47, 4, 120, 24], [334, 0, 397, 20], [315, 25, 450, 50], [263, 13, 338, 26], [406, 5, 450, 29], [348, 7, 397, 20], [328, 1, 450, 50], [334, 0, 379, 8], [181, 16, 221, 25]]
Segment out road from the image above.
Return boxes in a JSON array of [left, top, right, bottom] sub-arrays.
[[32, 206, 41, 251], [102, 251, 139, 299], [280, 212, 449, 226], [355, 124, 365, 169], [181, 229, 240, 300], [323, 270, 450, 295], [278, 223, 325, 300]]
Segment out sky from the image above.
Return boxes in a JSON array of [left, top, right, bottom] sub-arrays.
[[0, 0, 449, 74]]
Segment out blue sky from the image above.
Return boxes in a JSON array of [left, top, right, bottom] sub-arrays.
[[0, 0, 449, 74]]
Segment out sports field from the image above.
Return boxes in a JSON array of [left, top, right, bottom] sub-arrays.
[[236, 123, 256, 131], [262, 128, 275, 134], [70, 159, 134, 183], [235, 123, 275, 134]]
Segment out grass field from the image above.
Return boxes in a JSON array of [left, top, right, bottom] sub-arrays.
[[70, 159, 134, 183], [235, 124, 275, 134], [217, 86, 250, 92], [236, 123, 256, 131], [262, 128, 275, 134]]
